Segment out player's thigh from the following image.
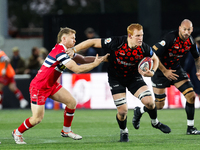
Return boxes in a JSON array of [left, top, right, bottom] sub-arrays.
[[112, 93, 126, 100], [134, 85, 154, 107], [174, 79, 190, 88], [50, 87, 76, 108], [153, 87, 165, 95], [134, 85, 149, 97]]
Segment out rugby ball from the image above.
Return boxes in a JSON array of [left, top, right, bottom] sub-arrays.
[[138, 57, 153, 72]]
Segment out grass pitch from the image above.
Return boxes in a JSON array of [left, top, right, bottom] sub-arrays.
[[1, 108, 200, 150]]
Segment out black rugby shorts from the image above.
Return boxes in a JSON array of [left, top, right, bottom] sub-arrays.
[[151, 67, 189, 88], [108, 74, 147, 95]]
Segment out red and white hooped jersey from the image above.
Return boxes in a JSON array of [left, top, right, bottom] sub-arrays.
[[30, 43, 71, 89]]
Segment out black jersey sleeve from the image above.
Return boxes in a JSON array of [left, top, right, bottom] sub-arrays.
[[152, 31, 176, 57], [101, 36, 125, 52], [189, 36, 200, 59]]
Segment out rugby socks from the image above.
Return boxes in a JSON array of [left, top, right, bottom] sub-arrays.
[[140, 106, 148, 114], [146, 106, 157, 119], [17, 118, 34, 134], [116, 115, 127, 130], [14, 89, 24, 101], [146, 106, 159, 125], [185, 102, 195, 127], [63, 107, 75, 132]]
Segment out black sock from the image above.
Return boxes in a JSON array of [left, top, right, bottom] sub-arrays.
[[146, 107, 157, 119], [185, 102, 194, 120], [116, 115, 127, 130]]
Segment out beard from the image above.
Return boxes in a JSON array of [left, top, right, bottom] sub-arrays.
[[180, 33, 189, 41]]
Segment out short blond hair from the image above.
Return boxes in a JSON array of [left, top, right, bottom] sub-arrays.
[[127, 23, 143, 36], [57, 27, 76, 43]]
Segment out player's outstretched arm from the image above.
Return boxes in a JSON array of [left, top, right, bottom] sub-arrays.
[[65, 39, 102, 57], [75, 39, 102, 52], [65, 54, 104, 73], [72, 53, 110, 64], [72, 54, 96, 64]]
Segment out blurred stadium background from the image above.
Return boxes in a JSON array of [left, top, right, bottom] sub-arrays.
[[0, 0, 200, 109]]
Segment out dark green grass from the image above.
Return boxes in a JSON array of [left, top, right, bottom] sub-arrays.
[[1, 108, 200, 150]]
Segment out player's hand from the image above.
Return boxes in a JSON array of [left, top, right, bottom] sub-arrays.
[[138, 67, 154, 77], [101, 53, 110, 62], [196, 72, 200, 81], [163, 69, 179, 81], [93, 54, 104, 66], [65, 48, 75, 58], [1, 68, 6, 76]]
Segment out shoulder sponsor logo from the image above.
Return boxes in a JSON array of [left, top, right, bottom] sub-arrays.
[[159, 40, 166, 46], [104, 38, 112, 44], [152, 45, 158, 51]]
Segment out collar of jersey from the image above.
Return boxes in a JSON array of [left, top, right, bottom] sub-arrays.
[[59, 43, 67, 50]]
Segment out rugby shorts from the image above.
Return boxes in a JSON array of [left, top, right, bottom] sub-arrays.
[[151, 67, 189, 88], [108, 74, 147, 95], [0, 76, 15, 86], [29, 82, 62, 105]]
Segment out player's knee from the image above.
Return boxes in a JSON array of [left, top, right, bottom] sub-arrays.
[[186, 91, 196, 103], [9, 86, 17, 92], [118, 111, 127, 120], [139, 90, 155, 109], [117, 104, 128, 120], [155, 101, 165, 110], [71, 98, 77, 107], [64, 98, 77, 109], [145, 102, 155, 110]]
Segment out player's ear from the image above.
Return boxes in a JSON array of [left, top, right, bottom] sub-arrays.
[[128, 34, 132, 39], [179, 26, 181, 31], [191, 27, 193, 33]]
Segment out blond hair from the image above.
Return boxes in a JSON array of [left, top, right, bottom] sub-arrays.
[[127, 23, 143, 36], [57, 27, 76, 43]]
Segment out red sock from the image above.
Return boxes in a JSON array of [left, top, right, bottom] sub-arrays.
[[14, 89, 24, 101], [18, 118, 34, 133], [63, 107, 75, 127], [0, 91, 3, 104]]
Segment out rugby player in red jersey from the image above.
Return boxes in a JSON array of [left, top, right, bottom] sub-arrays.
[[12, 27, 108, 144]]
